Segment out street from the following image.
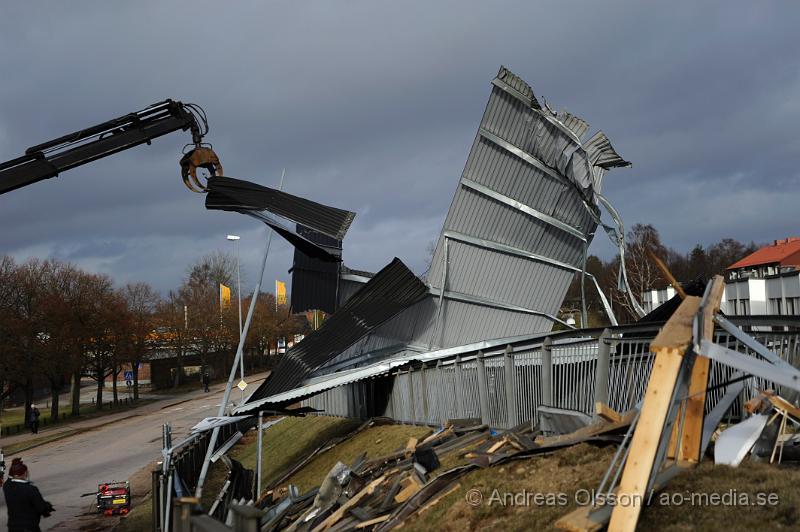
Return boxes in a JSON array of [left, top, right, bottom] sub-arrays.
[[0, 375, 266, 531]]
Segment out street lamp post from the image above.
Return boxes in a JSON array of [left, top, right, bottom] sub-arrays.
[[227, 235, 244, 398]]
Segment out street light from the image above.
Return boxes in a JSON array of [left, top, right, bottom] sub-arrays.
[[226, 234, 244, 398]]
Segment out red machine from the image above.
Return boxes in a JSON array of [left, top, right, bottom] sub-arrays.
[[96, 481, 131, 516]]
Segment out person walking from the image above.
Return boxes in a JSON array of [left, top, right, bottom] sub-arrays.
[[28, 406, 40, 435], [202, 372, 210, 393], [2, 458, 55, 532]]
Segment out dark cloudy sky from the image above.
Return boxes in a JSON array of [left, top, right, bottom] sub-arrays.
[[1, 2, 798, 294]]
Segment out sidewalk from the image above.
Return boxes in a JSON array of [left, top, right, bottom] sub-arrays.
[[0, 372, 269, 450]]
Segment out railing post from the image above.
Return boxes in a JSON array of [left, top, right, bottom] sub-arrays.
[[231, 504, 265, 532], [436, 360, 446, 426], [407, 369, 416, 425], [541, 337, 553, 408], [420, 363, 429, 424], [504, 345, 518, 428], [454, 355, 464, 419], [476, 351, 491, 426], [594, 329, 612, 419]]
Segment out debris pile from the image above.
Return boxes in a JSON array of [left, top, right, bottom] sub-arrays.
[[248, 408, 636, 531]]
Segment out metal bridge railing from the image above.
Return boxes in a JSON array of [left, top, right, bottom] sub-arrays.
[[304, 318, 800, 431]]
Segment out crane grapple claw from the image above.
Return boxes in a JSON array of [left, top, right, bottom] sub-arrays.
[[180, 146, 223, 192]]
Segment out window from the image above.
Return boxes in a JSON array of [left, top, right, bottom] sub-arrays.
[[787, 297, 799, 315], [740, 298, 750, 315], [769, 298, 783, 315]]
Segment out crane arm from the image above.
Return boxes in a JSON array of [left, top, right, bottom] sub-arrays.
[[0, 99, 219, 195]]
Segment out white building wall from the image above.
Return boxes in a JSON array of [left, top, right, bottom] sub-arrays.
[[724, 272, 797, 316]]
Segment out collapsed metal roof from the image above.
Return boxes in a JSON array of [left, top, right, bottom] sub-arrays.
[[242, 65, 631, 408], [246, 258, 429, 401], [206, 176, 356, 240]]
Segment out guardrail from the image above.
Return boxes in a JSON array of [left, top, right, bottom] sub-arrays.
[[303, 318, 800, 430], [152, 417, 256, 532]]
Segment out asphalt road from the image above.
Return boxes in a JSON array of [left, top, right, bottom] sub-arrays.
[[0, 376, 264, 531]]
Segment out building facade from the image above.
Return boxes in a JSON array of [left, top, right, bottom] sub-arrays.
[[722, 237, 800, 316]]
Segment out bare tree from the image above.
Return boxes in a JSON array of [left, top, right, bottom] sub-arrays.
[[182, 252, 238, 374], [157, 290, 191, 387], [122, 282, 160, 399]]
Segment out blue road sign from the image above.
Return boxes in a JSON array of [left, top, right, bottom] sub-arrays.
[[124, 370, 134, 381]]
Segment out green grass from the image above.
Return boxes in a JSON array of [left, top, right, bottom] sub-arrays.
[[232, 415, 363, 489], [276, 422, 431, 493], [638, 460, 800, 531], [402, 443, 800, 532], [403, 442, 616, 532], [1, 399, 152, 438], [3, 429, 81, 454]]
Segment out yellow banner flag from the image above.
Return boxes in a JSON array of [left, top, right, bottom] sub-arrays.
[[220, 283, 231, 309], [276, 280, 287, 306]]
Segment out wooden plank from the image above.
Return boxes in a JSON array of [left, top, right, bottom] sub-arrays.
[[405, 437, 418, 455], [354, 514, 390, 529], [666, 402, 684, 460], [650, 296, 701, 351], [312, 475, 386, 532], [681, 275, 725, 462], [608, 347, 685, 532], [394, 477, 422, 503], [487, 437, 508, 454], [768, 395, 800, 420], [595, 402, 622, 424], [648, 250, 687, 300]]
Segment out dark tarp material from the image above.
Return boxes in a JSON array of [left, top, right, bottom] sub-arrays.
[[289, 225, 342, 314], [205, 176, 356, 240], [244, 258, 429, 406]]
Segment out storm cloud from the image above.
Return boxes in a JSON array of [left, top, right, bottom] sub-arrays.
[[1, 1, 798, 293]]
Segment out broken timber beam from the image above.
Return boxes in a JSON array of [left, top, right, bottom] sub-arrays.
[[679, 275, 724, 462], [607, 295, 701, 532]]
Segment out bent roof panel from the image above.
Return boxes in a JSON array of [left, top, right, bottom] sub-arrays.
[[206, 176, 356, 240], [246, 257, 429, 400]]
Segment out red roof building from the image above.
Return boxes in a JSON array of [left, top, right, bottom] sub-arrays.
[[727, 237, 800, 279]]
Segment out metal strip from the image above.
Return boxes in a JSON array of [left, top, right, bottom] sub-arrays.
[[490, 77, 535, 109], [340, 273, 372, 284], [210, 431, 243, 463], [580, 241, 589, 328], [460, 177, 587, 242], [428, 286, 575, 328], [442, 229, 580, 271], [699, 339, 800, 392], [443, 229, 617, 326], [478, 128, 566, 184], [429, 237, 450, 349], [714, 315, 796, 371]]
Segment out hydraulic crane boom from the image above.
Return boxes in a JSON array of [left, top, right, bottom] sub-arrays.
[[0, 99, 222, 195]]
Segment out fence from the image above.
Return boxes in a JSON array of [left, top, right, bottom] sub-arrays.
[[152, 417, 256, 532], [304, 320, 800, 431]]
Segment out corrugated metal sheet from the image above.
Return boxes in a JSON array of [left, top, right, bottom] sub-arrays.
[[246, 211, 341, 262], [247, 257, 429, 400], [289, 225, 342, 314], [252, 66, 630, 391], [419, 66, 629, 348], [206, 176, 356, 240]]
